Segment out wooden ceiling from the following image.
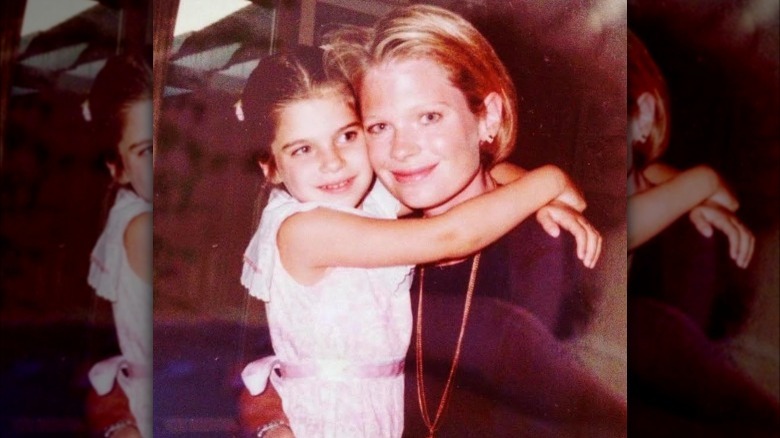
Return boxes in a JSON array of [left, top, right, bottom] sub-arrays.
[[10, 0, 150, 99]]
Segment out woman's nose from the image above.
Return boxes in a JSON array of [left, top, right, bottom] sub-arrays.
[[390, 129, 420, 161], [319, 147, 346, 172]]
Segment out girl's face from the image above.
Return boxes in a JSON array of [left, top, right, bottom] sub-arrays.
[[361, 58, 490, 216], [264, 95, 374, 208], [112, 99, 153, 202]]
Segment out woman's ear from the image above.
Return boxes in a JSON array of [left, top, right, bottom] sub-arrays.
[[479, 92, 503, 142], [635, 92, 656, 142], [106, 161, 129, 184]]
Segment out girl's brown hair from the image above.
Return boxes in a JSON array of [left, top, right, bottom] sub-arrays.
[[239, 45, 356, 224], [89, 54, 152, 176], [240, 45, 355, 182]]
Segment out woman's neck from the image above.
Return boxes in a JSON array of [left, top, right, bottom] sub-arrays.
[[423, 168, 496, 217]]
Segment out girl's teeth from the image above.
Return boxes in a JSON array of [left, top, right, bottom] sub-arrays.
[[323, 179, 349, 190]]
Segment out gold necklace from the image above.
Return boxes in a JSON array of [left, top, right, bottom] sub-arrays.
[[415, 253, 481, 438]]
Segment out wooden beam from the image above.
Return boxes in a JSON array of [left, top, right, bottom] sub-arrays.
[[153, 0, 180, 153], [0, 0, 27, 169]]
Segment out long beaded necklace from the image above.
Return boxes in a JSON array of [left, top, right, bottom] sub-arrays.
[[415, 253, 481, 438]]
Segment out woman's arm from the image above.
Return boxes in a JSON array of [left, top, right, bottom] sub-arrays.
[[279, 165, 572, 273], [124, 212, 152, 283]]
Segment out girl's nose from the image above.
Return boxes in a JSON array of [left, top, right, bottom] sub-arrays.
[[390, 129, 420, 161], [320, 147, 346, 172]]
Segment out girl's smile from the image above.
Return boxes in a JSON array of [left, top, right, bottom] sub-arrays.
[[266, 95, 374, 208], [317, 176, 356, 193]]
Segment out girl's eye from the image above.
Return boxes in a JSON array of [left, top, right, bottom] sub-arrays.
[[366, 122, 387, 135], [339, 130, 359, 144], [291, 145, 311, 156], [420, 112, 441, 125]]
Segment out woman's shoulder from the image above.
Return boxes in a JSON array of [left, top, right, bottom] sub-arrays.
[[503, 218, 577, 259]]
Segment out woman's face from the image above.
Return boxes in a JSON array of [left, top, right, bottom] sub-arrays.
[[114, 99, 153, 202], [361, 58, 490, 216]]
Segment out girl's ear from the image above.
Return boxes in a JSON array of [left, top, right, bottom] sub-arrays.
[[635, 92, 656, 142], [479, 92, 503, 142], [106, 161, 129, 184], [259, 160, 282, 184]]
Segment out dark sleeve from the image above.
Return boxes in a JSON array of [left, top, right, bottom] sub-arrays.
[[504, 219, 582, 337], [629, 216, 754, 339]]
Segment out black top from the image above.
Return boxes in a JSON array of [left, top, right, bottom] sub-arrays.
[[402, 219, 625, 437]]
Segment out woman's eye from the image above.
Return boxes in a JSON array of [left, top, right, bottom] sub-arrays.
[[136, 142, 153, 156], [420, 112, 441, 124], [366, 122, 387, 135]]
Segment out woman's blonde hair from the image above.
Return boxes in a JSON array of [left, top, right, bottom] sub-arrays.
[[628, 30, 670, 171], [323, 4, 518, 166]]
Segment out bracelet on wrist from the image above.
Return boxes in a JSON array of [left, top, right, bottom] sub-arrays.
[[103, 419, 136, 437], [255, 419, 290, 437]]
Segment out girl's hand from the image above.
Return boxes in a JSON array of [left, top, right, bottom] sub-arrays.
[[705, 172, 740, 212], [689, 202, 755, 268], [110, 425, 142, 438], [264, 426, 295, 438], [554, 173, 587, 213], [536, 201, 602, 268]]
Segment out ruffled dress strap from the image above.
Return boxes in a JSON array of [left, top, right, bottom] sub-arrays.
[[241, 189, 317, 302], [241, 182, 403, 302], [88, 188, 152, 301]]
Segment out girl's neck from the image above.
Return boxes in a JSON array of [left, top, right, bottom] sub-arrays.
[[423, 167, 495, 218]]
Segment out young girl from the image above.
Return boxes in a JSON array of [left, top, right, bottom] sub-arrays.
[[85, 54, 152, 438], [238, 45, 593, 437]]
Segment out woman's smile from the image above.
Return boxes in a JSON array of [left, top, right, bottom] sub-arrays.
[[390, 164, 438, 184]]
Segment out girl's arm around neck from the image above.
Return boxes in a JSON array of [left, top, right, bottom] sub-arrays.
[[490, 161, 528, 184], [628, 165, 721, 250], [278, 165, 568, 274]]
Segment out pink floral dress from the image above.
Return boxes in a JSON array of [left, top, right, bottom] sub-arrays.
[[241, 183, 413, 437], [88, 188, 152, 438]]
